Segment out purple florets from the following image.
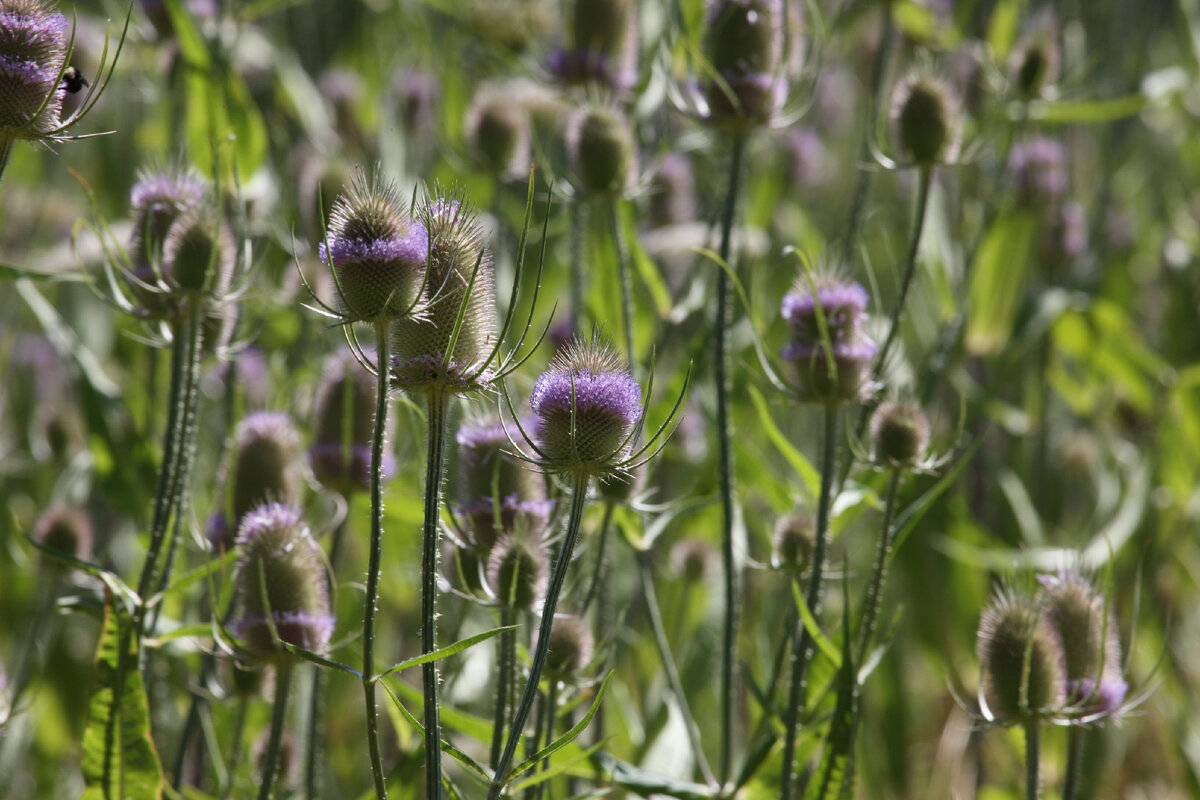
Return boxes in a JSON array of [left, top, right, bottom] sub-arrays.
[[0, 1, 70, 136], [531, 367, 642, 427], [780, 281, 868, 325], [318, 232, 427, 269], [779, 279, 875, 403], [236, 502, 303, 544], [131, 170, 208, 215], [548, 48, 636, 93], [1068, 677, 1128, 717]]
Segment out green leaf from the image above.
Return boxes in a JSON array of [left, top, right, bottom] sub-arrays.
[[277, 641, 363, 678], [802, 577, 857, 800], [747, 385, 821, 497], [792, 580, 840, 668], [594, 752, 716, 799], [378, 678, 493, 784], [80, 589, 165, 800], [508, 739, 606, 793], [506, 671, 614, 782], [888, 437, 982, 559], [965, 211, 1038, 356], [375, 625, 516, 679], [986, 0, 1023, 58], [1023, 94, 1146, 124], [0, 262, 93, 284]]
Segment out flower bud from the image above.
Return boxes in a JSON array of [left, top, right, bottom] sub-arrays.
[[976, 589, 1066, 723], [869, 399, 930, 468], [162, 206, 236, 296], [0, 0, 69, 143], [1009, 19, 1059, 100], [456, 417, 551, 551], [308, 347, 392, 495], [772, 510, 814, 573], [670, 537, 714, 583], [703, 0, 786, 127], [892, 76, 958, 166], [231, 412, 305, 524], [318, 171, 429, 323], [465, 87, 530, 178], [565, 104, 635, 198], [530, 338, 642, 475], [391, 193, 498, 395], [127, 167, 209, 316], [1037, 571, 1127, 716], [541, 614, 594, 682], [231, 504, 335, 662], [32, 506, 93, 572], [549, 0, 638, 93], [487, 534, 549, 611], [779, 278, 875, 405]]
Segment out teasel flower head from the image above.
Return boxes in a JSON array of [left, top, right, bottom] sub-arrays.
[[162, 204, 236, 297], [309, 346, 393, 495], [125, 165, 209, 317], [32, 505, 92, 573], [315, 169, 429, 324], [1037, 570, 1128, 719], [229, 411, 305, 525], [976, 587, 1067, 724], [487, 533, 549, 611], [230, 504, 335, 663], [548, 0, 638, 94], [456, 416, 551, 552], [1009, 15, 1059, 100], [529, 336, 643, 477], [647, 152, 695, 228], [391, 190, 498, 396], [565, 103, 635, 198], [465, 85, 531, 178], [392, 67, 437, 135], [869, 398, 930, 469], [670, 537, 715, 583], [779, 275, 876, 405], [1006, 137, 1067, 210], [891, 74, 959, 167], [0, 0, 120, 165], [540, 613, 594, 683], [701, 0, 788, 129], [772, 509, 814, 573]]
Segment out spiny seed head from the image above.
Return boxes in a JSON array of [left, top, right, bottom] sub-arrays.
[[309, 347, 392, 495], [530, 337, 642, 476], [976, 589, 1066, 723], [318, 171, 429, 323], [129, 166, 208, 266], [565, 104, 635, 198], [703, 0, 786, 127], [487, 534, 549, 610], [444, 535, 487, 596], [892, 75, 958, 166], [541, 614, 595, 682], [870, 399, 930, 468], [1036, 570, 1123, 694], [33, 505, 92, 572], [457, 416, 551, 549], [772, 510, 815, 572], [670, 537, 715, 583], [162, 205, 236, 296], [1007, 137, 1067, 209], [780, 277, 875, 405], [549, 0, 637, 92], [647, 153, 695, 228], [465, 87, 530, 177], [232, 412, 305, 524], [0, 0, 69, 141], [231, 504, 335, 663], [1010, 21, 1059, 99], [391, 191, 498, 395]]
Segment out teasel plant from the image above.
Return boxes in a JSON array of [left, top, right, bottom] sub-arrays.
[[300, 168, 550, 799], [0, 0, 132, 184], [486, 333, 689, 799]]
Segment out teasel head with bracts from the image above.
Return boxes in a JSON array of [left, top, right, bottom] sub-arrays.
[[699, 0, 793, 129], [778, 271, 876, 406], [209, 411, 306, 540], [309, 346, 394, 496], [548, 0, 638, 96]]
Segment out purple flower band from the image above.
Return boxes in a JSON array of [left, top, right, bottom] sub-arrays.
[[780, 339, 877, 363], [457, 495, 554, 522], [780, 282, 869, 323], [235, 503, 306, 547], [318, 228, 428, 269], [229, 609, 336, 652], [530, 368, 642, 426]]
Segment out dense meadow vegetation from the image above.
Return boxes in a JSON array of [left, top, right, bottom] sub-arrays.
[[2, 0, 1198, 798]]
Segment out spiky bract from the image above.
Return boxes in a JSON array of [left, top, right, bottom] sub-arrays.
[[309, 347, 393, 495]]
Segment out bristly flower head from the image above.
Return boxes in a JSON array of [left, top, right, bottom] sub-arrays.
[[0, 0, 67, 145], [231, 504, 335, 663], [540, 614, 595, 682], [891, 74, 959, 166], [125, 165, 210, 317], [565, 103, 635, 198], [1009, 14, 1059, 100], [487, 533, 549, 611], [230, 411, 305, 525], [530, 336, 643, 476], [309, 346, 394, 495], [976, 587, 1067, 724], [456, 416, 551, 552], [162, 204, 236, 297], [772, 509, 815, 573], [391, 189, 498, 396], [779, 273, 876, 405], [1037, 570, 1127, 720], [702, 0, 787, 128], [32, 505, 92, 573], [548, 0, 638, 94], [465, 86, 530, 178], [317, 169, 429, 323], [869, 398, 931, 469]]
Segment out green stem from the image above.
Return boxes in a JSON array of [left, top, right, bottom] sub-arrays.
[[1025, 721, 1041, 800], [489, 472, 591, 799], [715, 129, 746, 787], [856, 469, 902, 667], [490, 608, 517, 769], [256, 662, 294, 800], [0, 135, 13, 186], [609, 198, 635, 367], [421, 389, 451, 799], [534, 681, 558, 800], [362, 321, 391, 800], [636, 550, 717, 787], [221, 696, 249, 800], [780, 403, 840, 800], [306, 515, 349, 800], [1062, 725, 1084, 800]]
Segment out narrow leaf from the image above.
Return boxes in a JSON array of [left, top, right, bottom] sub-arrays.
[[376, 625, 516, 680], [792, 580, 840, 667], [507, 671, 614, 783], [378, 678, 493, 784]]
